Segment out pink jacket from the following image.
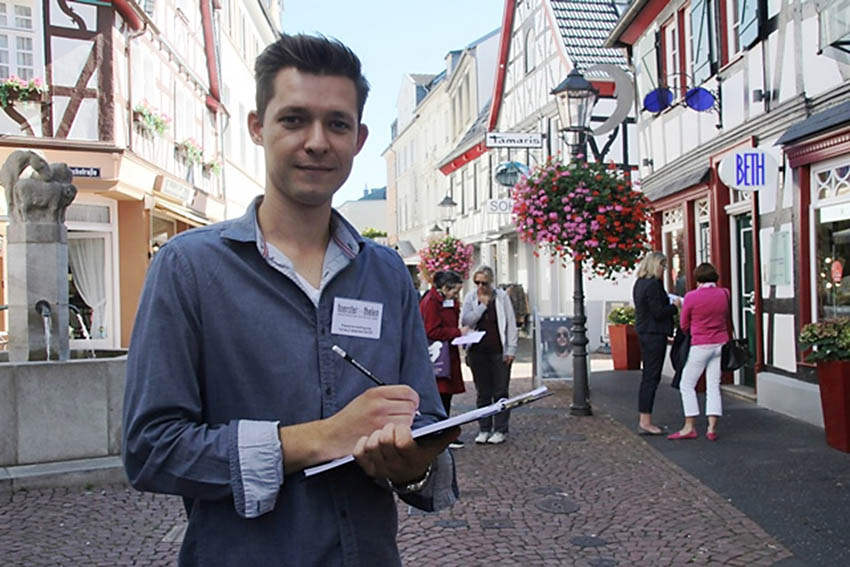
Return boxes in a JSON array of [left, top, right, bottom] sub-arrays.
[[680, 286, 730, 346]]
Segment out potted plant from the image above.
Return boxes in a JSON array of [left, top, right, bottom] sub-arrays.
[[418, 234, 473, 283], [203, 159, 222, 176], [0, 75, 48, 107], [175, 138, 203, 165], [799, 317, 850, 452], [133, 100, 171, 137], [607, 305, 641, 370]]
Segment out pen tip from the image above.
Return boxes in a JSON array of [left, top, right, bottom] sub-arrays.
[[331, 345, 345, 357]]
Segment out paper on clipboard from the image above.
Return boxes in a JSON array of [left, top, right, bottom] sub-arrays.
[[303, 386, 551, 477], [451, 331, 485, 346]]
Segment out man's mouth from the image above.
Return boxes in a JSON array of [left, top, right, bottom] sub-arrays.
[[295, 164, 334, 172]]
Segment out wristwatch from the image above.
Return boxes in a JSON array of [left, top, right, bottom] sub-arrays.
[[387, 464, 432, 494]]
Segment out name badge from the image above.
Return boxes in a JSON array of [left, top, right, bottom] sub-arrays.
[[442, 299, 455, 308], [331, 297, 383, 340]]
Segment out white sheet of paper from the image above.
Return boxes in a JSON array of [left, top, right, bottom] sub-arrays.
[[303, 386, 551, 477], [451, 331, 485, 346], [668, 294, 681, 304]]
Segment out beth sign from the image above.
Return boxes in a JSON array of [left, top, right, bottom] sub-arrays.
[[718, 149, 779, 192]]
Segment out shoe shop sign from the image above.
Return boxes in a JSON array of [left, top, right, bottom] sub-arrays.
[[718, 149, 779, 192]]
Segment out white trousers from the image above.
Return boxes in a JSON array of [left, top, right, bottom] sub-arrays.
[[679, 343, 724, 417]]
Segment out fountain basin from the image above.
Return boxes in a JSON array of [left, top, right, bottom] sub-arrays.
[[0, 351, 126, 467]]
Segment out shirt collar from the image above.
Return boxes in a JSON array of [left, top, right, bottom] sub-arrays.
[[221, 195, 365, 258]]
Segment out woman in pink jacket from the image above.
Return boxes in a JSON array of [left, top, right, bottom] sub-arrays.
[[668, 263, 730, 441]]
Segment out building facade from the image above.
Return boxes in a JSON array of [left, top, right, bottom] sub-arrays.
[[607, 0, 850, 424], [0, 1, 277, 349]]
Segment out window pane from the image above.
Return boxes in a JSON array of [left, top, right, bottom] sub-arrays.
[[815, 205, 850, 318], [14, 4, 31, 29], [0, 4, 6, 27], [664, 228, 687, 296]]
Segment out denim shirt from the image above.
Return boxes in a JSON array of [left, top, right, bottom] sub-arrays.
[[122, 199, 457, 566]]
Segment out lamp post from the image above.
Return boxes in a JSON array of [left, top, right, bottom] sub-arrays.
[[551, 68, 599, 416], [438, 193, 457, 234]]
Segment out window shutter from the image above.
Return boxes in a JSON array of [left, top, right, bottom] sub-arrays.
[[738, 0, 759, 49], [691, 0, 712, 84]]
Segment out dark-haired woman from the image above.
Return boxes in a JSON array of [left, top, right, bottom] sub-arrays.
[[669, 262, 730, 441], [420, 270, 467, 448]]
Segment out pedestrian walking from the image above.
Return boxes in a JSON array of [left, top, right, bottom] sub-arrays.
[[122, 33, 458, 567], [668, 262, 730, 441], [633, 251, 681, 435], [419, 270, 468, 448], [461, 265, 518, 445]]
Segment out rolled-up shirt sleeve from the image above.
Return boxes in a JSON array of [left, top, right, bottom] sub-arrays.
[[233, 420, 284, 518], [123, 243, 281, 519]]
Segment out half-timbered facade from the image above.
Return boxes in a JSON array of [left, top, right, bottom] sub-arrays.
[[0, 1, 276, 349], [607, 0, 850, 425], [435, 0, 637, 351]]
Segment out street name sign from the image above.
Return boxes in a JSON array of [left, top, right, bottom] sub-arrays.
[[485, 132, 543, 148]]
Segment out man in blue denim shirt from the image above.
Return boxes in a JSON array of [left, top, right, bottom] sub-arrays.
[[122, 34, 459, 566]]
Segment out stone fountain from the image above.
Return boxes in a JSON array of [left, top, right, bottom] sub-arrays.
[[0, 151, 127, 489]]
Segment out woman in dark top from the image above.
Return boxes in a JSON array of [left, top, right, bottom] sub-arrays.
[[633, 251, 681, 435]]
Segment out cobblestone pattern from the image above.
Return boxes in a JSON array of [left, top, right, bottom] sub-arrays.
[[396, 379, 794, 567], [0, 380, 794, 566]]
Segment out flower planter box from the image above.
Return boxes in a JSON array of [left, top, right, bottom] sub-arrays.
[[817, 360, 850, 453], [608, 324, 641, 370]]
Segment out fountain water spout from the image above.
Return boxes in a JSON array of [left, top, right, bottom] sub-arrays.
[[69, 304, 96, 358], [35, 300, 52, 361]]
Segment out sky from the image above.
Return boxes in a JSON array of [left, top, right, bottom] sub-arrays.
[[280, 1, 505, 207]]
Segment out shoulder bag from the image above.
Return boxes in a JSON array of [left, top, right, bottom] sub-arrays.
[[721, 289, 752, 372]]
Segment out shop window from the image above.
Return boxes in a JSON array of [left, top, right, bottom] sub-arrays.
[[813, 161, 850, 319], [695, 198, 711, 263], [691, 0, 719, 84]]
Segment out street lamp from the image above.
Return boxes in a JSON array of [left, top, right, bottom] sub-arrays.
[[551, 68, 599, 416], [438, 193, 457, 234]]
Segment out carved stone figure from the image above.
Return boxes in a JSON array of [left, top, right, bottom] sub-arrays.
[[0, 150, 77, 224]]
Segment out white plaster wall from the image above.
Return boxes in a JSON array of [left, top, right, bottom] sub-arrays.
[[475, 33, 500, 112], [336, 200, 388, 233], [801, 14, 846, 99], [767, 313, 798, 372], [67, 98, 99, 140]]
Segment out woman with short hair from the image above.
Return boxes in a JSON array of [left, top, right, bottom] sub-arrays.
[[668, 262, 730, 441], [633, 251, 681, 435]]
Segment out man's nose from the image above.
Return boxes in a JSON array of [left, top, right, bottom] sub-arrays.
[[304, 122, 330, 154]]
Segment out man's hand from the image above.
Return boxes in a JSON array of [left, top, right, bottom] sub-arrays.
[[353, 423, 460, 485]]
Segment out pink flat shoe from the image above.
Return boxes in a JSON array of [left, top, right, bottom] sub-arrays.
[[667, 430, 698, 440], [706, 432, 718, 441]]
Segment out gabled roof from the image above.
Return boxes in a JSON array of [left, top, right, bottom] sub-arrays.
[[548, 0, 628, 72], [409, 73, 437, 85]]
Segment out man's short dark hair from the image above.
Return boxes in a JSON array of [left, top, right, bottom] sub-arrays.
[[254, 34, 370, 122], [694, 262, 719, 283]]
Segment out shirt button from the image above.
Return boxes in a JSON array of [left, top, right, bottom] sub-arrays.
[[325, 387, 332, 396], [340, 510, 348, 519]]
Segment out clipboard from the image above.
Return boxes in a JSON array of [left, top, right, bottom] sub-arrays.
[[303, 386, 552, 477]]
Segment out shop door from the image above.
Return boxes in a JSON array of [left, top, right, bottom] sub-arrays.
[[735, 215, 756, 387]]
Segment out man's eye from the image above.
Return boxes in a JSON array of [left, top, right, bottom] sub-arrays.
[[280, 116, 302, 126], [330, 120, 352, 131]]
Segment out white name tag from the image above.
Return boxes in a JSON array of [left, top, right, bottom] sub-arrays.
[[331, 297, 383, 340], [442, 299, 455, 308]]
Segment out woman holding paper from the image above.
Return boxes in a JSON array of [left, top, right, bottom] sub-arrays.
[[461, 265, 518, 445], [420, 270, 468, 448], [633, 251, 681, 435]]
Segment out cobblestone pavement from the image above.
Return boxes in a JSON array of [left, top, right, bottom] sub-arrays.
[[395, 379, 793, 566], [1, 378, 794, 566]]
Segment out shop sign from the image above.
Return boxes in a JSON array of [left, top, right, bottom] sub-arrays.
[[717, 149, 778, 191], [159, 176, 193, 204], [486, 199, 514, 214], [70, 166, 101, 178], [766, 231, 791, 286], [485, 132, 543, 148]]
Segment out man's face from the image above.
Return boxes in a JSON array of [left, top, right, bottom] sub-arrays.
[[248, 67, 368, 208]]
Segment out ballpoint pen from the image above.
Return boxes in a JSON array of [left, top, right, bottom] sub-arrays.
[[331, 345, 421, 415]]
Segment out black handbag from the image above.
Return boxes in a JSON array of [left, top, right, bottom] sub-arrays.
[[721, 290, 752, 372], [670, 328, 690, 389]]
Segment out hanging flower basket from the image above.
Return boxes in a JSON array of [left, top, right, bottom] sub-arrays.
[[418, 234, 473, 282], [203, 159, 222, 176], [0, 76, 48, 107], [512, 157, 653, 279], [133, 99, 171, 137], [175, 138, 203, 165]]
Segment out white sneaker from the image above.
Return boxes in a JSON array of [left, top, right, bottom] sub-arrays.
[[448, 440, 464, 449], [474, 432, 491, 444], [487, 432, 506, 444]]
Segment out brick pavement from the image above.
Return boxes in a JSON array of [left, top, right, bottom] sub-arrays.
[[0, 378, 795, 566]]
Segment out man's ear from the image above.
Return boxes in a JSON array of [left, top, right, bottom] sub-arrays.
[[247, 111, 263, 145], [354, 123, 369, 154]]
